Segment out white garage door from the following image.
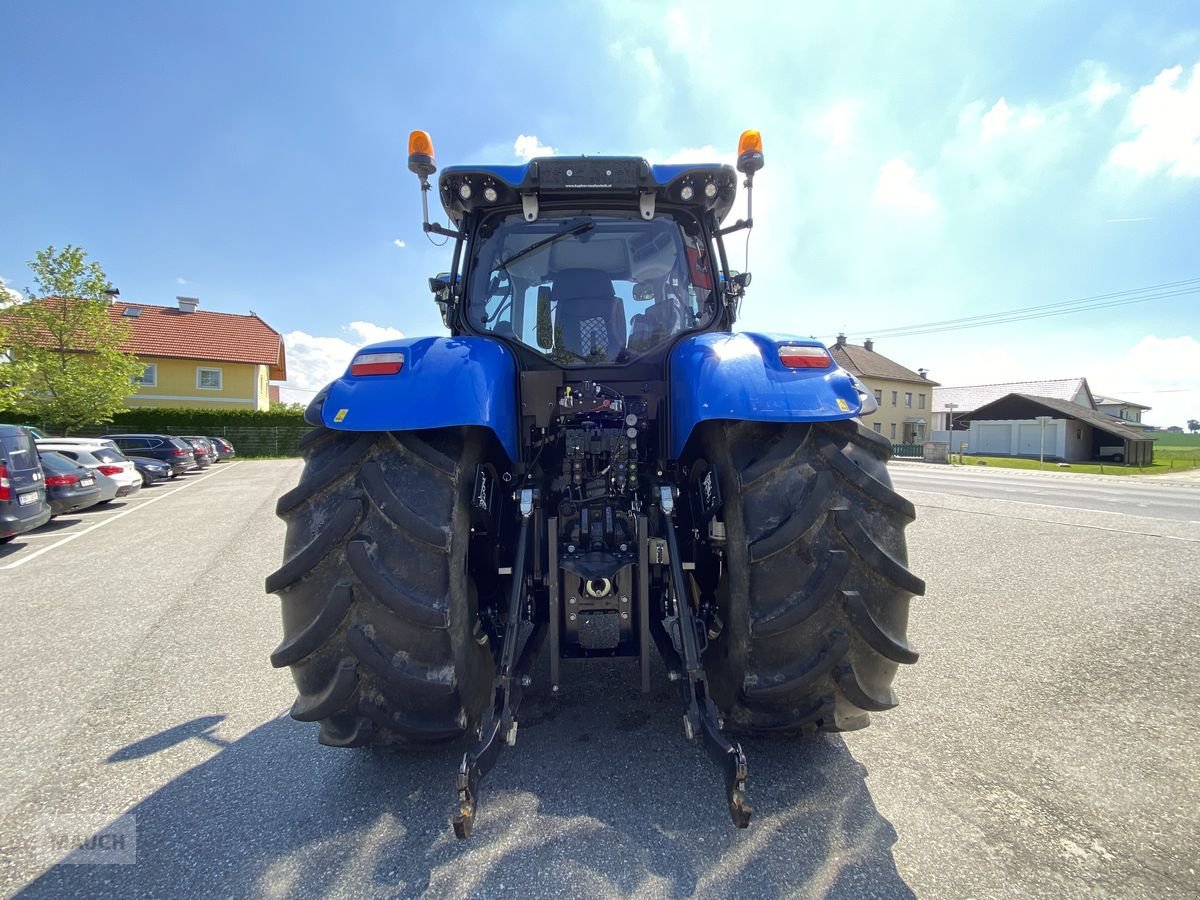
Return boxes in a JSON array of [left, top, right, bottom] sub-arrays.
[[1018, 422, 1057, 455], [978, 424, 1012, 454]]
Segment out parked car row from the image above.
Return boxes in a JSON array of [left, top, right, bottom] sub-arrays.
[[0, 425, 236, 544]]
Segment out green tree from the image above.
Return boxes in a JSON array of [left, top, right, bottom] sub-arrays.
[[0, 245, 143, 434], [1188, 419, 1199, 434]]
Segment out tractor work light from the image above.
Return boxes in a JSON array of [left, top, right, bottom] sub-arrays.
[[459, 183, 472, 200], [704, 181, 718, 198], [484, 186, 498, 203], [350, 351, 405, 376], [408, 130, 436, 177], [777, 345, 831, 369], [680, 184, 695, 201], [737, 129, 764, 175]]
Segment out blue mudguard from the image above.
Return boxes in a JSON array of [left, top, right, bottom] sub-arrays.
[[314, 336, 520, 462], [669, 332, 867, 458]]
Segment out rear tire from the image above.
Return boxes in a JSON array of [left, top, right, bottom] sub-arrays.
[[698, 419, 923, 735], [266, 426, 494, 747]]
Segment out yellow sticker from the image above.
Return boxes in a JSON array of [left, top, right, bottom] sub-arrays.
[[334, 408, 349, 423], [836, 398, 850, 412]]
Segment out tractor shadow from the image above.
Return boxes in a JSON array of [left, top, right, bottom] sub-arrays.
[[19, 659, 912, 899]]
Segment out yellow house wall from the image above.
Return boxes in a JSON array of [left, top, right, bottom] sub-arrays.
[[857, 376, 933, 442], [126, 356, 267, 410]]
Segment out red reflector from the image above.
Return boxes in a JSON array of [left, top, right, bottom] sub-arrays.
[[45, 474, 80, 487], [98, 464, 123, 476], [778, 345, 832, 368], [0, 462, 9, 501], [350, 351, 405, 377]]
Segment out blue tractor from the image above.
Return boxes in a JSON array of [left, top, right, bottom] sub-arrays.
[[267, 130, 923, 837]]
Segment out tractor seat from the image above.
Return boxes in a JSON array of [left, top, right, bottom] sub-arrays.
[[551, 268, 627, 361]]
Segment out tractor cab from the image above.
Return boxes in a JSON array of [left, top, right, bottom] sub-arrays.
[[410, 132, 763, 370]]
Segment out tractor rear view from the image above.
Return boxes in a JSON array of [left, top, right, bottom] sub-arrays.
[[267, 129, 924, 837]]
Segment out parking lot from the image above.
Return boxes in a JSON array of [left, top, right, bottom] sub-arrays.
[[1, 460, 1198, 898]]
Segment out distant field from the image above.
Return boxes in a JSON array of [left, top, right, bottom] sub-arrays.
[[1153, 431, 1200, 448]]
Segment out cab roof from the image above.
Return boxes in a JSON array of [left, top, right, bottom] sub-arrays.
[[438, 156, 738, 226]]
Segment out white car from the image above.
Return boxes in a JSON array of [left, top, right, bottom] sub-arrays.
[[35, 440, 142, 499]]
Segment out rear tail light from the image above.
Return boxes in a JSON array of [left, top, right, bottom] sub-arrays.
[[777, 345, 832, 369], [98, 464, 123, 476], [350, 351, 405, 376], [171, 448, 188, 456], [45, 473, 80, 487], [0, 463, 9, 501]]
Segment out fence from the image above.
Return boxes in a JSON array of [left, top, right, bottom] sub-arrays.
[[891, 443, 924, 459]]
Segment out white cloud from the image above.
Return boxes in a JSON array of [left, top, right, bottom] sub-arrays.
[[814, 101, 859, 148], [658, 145, 726, 165], [176, 276, 189, 285], [392, 239, 406, 249], [0, 276, 21, 306], [514, 134, 557, 161], [1108, 63, 1200, 178], [1084, 69, 1123, 109], [278, 321, 405, 405], [1102, 335, 1200, 428], [873, 158, 938, 216]]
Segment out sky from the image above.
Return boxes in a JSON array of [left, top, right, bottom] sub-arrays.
[[1, 1, 1198, 427]]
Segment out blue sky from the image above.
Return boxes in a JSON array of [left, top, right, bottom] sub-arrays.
[[2, 1, 1198, 425]]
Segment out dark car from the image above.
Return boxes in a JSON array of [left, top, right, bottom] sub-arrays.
[[177, 436, 213, 469], [176, 439, 217, 468], [128, 455, 173, 486], [37, 451, 104, 516], [0, 424, 51, 542], [101, 434, 197, 475], [205, 436, 236, 461]]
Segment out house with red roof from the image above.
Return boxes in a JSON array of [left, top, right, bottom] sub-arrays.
[[116, 296, 286, 411]]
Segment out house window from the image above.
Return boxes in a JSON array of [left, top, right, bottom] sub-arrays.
[[197, 367, 223, 390], [132, 363, 157, 387], [904, 392, 913, 408], [873, 389, 882, 404], [891, 391, 897, 406], [890, 423, 897, 439], [918, 393, 926, 409], [874, 422, 882, 433]]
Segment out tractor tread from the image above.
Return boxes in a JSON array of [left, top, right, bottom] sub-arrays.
[[276, 434, 375, 515], [269, 426, 492, 749], [346, 539, 450, 629], [290, 657, 359, 722], [270, 580, 354, 668], [742, 631, 849, 704], [835, 663, 898, 712], [347, 623, 458, 699], [391, 431, 459, 477], [752, 550, 848, 638], [699, 419, 921, 737], [841, 589, 920, 664], [818, 439, 916, 521], [264, 498, 364, 594], [748, 471, 834, 562], [358, 459, 451, 549], [834, 510, 927, 596]]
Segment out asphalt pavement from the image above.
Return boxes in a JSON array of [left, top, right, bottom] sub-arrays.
[[1, 460, 1197, 898]]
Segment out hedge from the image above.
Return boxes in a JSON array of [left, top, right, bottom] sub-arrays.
[[2, 406, 312, 457]]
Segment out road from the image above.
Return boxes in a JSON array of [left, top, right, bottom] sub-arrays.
[[890, 462, 1200, 523], [1, 460, 1197, 898]]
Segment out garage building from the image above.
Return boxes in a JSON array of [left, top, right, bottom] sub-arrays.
[[957, 393, 1155, 465]]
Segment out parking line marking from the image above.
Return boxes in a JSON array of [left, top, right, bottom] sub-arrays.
[[0, 462, 243, 571]]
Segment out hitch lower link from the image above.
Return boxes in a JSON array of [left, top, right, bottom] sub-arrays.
[[453, 488, 536, 839], [659, 485, 752, 829]]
